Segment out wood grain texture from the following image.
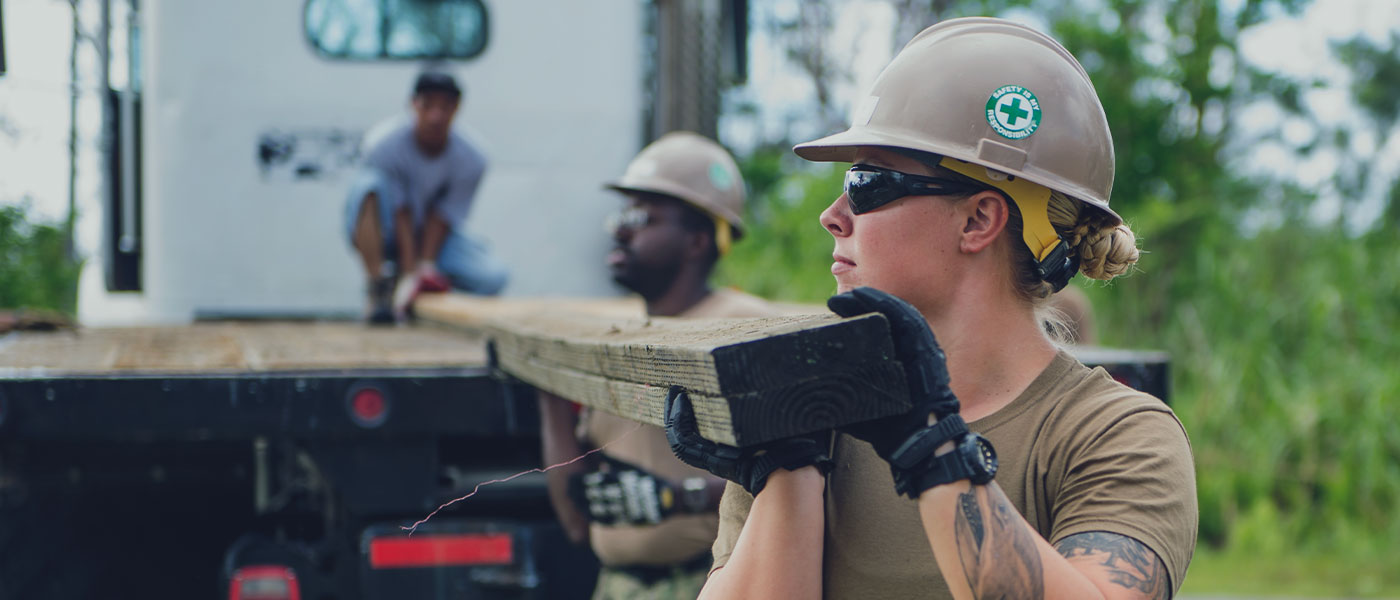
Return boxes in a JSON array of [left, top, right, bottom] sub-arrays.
[[485, 312, 892, 394], [0, 323, 488, 375], [414, 292, 646, 327], [421, 297, 912, 446]]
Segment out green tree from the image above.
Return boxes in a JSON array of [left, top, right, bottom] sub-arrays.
[[0, 201, 81, 314]]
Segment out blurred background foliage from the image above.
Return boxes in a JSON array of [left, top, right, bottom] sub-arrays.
[[719, 0, 1399, 595], [0, 201, 80, 314]]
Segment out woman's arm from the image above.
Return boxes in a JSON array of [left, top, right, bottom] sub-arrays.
[[920, 480, 1170, 600], [662, 391, 832, 599], [700, 467, 825, 600]]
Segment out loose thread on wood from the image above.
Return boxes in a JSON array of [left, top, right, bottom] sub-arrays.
[[400, 421, 643, 535]]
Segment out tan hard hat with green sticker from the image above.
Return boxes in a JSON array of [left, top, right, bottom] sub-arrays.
[[794, 17, 1120, 265], [606, 131, 747, 252]]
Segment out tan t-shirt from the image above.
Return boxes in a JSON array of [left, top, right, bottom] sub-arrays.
[[582, 288, 780, 567], [712, 351, 1197, 598]]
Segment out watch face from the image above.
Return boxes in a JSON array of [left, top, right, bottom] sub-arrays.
[[963, 434, 998, 483]]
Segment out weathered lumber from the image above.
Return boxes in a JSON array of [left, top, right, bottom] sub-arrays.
[[414, 293, 646, 327], [0, 323, 487, 375], [417, 294, 911, 447]]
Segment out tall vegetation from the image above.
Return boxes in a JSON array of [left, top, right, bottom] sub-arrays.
[[0, 202, 81, 314]]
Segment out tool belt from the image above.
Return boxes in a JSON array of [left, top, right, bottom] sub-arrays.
[[607, 551, 713, 586]]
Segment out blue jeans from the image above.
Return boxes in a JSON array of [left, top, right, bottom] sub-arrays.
[[343, 170, 508, 295]]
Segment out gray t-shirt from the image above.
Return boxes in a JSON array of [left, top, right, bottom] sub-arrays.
[[363, 123, 487, 228]]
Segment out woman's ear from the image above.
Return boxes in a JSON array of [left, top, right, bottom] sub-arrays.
[[959, 190, 1009, 254]]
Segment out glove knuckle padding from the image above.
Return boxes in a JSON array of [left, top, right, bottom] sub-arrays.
[[665, 384, 834, 496]]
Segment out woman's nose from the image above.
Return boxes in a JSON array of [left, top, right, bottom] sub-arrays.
[[820, 193, 852, 237]]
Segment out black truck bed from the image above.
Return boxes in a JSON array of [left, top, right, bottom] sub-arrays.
[[0, 323, 518, 443]]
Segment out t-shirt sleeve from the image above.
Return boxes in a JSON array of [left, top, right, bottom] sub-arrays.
[[710, 481, 755, 571], [1048, 407, 1198, 595], [436, 139, 487, 226]]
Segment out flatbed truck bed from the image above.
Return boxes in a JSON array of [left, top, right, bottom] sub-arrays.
[[0, 321, 596, 600]]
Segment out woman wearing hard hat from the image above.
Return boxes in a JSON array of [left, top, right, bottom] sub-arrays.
[[665, 17, 1197, 599]]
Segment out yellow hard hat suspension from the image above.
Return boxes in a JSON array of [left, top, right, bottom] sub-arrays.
[[712, 214, 733, 257], [939, 156, 1063, 262]]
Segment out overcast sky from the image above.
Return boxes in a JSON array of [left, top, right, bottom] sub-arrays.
[[0, 0, 77, 222], [3, 0, 1398, 227]]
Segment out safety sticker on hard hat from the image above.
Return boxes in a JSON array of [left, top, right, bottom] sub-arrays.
[[985, 85, 1042, 140], [709, 162, 734, 191]]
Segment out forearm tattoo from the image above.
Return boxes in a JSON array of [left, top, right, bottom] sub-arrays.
[[1055, 531, 1171, 600], [953, 485, 1044, 599]]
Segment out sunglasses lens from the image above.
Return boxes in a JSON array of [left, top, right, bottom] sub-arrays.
[[608, 208, 650, 234], [844, 168, 901, 214]]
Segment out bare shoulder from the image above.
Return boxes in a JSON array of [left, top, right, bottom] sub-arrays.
[[1055, 531, 1172, 600]]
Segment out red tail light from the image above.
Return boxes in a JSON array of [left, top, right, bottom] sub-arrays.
[[346, 383, 389, 427], [229, 565, 300, 600], [369, 533, 513, 568]]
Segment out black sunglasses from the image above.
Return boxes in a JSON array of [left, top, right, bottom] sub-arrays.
[[843, 164, 990, 214]]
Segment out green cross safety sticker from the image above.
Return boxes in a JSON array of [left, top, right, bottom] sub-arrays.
[[709, 162, 733, 190], [985, 85, 1042, 140]]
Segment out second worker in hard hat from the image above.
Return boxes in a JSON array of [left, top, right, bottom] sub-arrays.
[[538, 131, 778, 600], [663, 18, 1198, 599]]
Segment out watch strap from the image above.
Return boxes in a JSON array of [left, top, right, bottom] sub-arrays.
[[894, 433, 998, 498], [887, 414, 969, 471]]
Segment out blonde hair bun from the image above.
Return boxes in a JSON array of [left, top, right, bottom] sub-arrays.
[[1077, 222, 1138, 280], [1045, 190, 1139, 282]]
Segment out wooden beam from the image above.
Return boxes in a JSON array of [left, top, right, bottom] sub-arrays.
[[0, 323, 488, 375], [414, 293, 646, 328], [419, 295, 910, 447]]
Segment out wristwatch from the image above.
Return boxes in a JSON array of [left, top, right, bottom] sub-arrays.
[[915, 432, 998, 489], [680, 477, 709, 513], [888, 415, 999, 497]]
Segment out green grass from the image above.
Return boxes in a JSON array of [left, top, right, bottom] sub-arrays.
[[1183, 546, 1400, 597]]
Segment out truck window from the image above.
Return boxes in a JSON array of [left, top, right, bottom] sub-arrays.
[[304, 0, 488, 60]]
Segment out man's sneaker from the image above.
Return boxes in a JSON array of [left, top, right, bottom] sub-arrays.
[[367, 276, 396, 325]]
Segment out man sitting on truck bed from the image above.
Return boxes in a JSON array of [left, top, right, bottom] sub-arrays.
[[345, 70, 509, 324], [538, 132, 778, 599]]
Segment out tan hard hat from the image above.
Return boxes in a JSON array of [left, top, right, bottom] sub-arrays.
[[607, 131, 747, 238], [795, 17, 1120, 226]]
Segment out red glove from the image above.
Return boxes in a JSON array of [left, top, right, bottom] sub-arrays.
[[392, 262, 449, 319], [416, 262, 450, 293]]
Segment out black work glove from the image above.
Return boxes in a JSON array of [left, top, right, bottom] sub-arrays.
[[567, 456, 676, 526], [665, 388, 832, 496], [827, 287, 963, 492]]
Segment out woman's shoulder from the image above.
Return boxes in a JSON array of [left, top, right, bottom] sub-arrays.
[[1023, 353, 1194, 486], [1045, 351, 1182, 433]]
